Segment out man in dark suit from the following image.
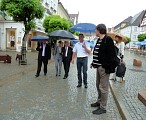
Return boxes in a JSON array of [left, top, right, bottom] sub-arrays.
[[35, 40, 51, 77], [62, 41, 73, 79]]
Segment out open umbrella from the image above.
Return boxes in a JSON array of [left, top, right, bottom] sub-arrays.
[[49, 30, 75, 39], [70, 23, 96, 33], [107, 32, 127, 42], [31, 35, 49, 41], [135, 42, 143, 46]]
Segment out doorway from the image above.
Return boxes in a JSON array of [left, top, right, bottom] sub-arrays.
[[6, 28, 16, 49]]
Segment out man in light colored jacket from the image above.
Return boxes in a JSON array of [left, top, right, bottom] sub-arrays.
[[54, 41, 62, 76]]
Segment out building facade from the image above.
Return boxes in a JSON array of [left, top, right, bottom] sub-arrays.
[[114, 10, 145, 48], [140, 10, 146, 34], [69, 13, 79, 25], [0, 0, 58, 52], [57, 1, 70, 21]]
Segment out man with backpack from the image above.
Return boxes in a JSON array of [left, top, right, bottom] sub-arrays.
[[90, 24, 117, 115]]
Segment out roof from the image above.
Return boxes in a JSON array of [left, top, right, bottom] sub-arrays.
[[129, 10, 145, 26], [114, 16, 132, 30]]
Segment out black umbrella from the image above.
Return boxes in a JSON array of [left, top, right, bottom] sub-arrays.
[[31, 35, 50, 41], [49, 30, 75, 39]]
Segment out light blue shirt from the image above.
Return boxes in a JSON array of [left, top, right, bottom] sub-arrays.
[[73, 41, 91, 57]]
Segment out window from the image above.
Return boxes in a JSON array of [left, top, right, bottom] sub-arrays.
[[133, 35, 137, 40], [134, 27, 137, 32]]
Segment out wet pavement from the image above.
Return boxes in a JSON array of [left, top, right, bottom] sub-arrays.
[[0, 51, 121, 120], [110, 50, 146, 120]]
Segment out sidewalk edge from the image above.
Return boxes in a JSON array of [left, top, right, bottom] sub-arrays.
[[109, 81, 133, 120]]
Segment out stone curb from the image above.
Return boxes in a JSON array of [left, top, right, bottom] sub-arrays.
[[109, 81, 133, 120]]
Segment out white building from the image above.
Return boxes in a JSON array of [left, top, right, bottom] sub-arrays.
[[140, 10, 146, 34], [114, 10, 145, 48], [57, 1, 70, 21], [0, 0, 58, 52]]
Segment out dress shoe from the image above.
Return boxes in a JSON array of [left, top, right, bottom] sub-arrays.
[[84, 85, 88, 88], [56, 74, 58, 76], [92, 108, 106, 115], [77, 84, 82, 87], [35, 74, 39, 77], [91, 102, 100, 107], [63, 76, 67, 79]]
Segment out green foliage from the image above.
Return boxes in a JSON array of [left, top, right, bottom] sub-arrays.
[[43, 15, 73, 33], [125, 36, 131, 45], [0, 0, 45, 33], [138, 34, 146, 42]]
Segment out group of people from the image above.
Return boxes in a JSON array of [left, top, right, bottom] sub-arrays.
[[34, 23, 125, 115], [35, 40, 73, 80]]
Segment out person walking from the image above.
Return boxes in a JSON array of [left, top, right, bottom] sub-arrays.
[[35, 40, 51, 77], [90, 24, 117, 115], [71, 33, 91, 88], [54, 41, 62, 76], [62, 41, 73, 79]]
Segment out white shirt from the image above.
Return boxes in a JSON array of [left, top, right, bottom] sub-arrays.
[[10, 36, 14, 42], [116, 42, 125, 56], [42, 44, 46, 56], [73, 41, 91, 57], [65, 46, 68, 57]]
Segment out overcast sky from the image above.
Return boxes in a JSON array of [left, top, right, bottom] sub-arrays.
[[60, 0, 146, 28]]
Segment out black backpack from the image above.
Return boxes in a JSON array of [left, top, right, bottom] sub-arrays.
[[105, 36, 121, 72], [116, 62, 126, 77]]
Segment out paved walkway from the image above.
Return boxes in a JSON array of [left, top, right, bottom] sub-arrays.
[[0, 51, 121, 120], [110, 50, 146, 120]]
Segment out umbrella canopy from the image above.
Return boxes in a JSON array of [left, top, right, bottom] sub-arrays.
[[49, 30, 75, 39], [31, 35, 49, 41], [135, 42, 143, 46], [107, 32, 127, 42], [70, 23, 96, 33]]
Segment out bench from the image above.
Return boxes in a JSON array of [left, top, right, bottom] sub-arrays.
[[0, 55, 11, 63]]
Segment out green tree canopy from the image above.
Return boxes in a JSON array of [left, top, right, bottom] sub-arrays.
[[138, 34, 146, 42], [43, 15, 73, 33], [0, 0, 45, 37]]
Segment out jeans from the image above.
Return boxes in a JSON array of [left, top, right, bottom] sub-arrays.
[[77, 57, 88, 85]]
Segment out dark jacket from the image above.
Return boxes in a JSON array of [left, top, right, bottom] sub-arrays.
[[93, 35, 116, 73], [36, 42, 51, 60], [62, 46, 73, 62]]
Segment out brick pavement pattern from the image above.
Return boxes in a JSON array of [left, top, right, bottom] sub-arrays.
[[0, 51, 121, 120], [110, 50, 146, 120]]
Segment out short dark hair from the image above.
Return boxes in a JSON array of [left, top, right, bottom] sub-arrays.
[[79, 33, 84, 36], [58, 41, 62, 44], [96, 24, 107, 34]]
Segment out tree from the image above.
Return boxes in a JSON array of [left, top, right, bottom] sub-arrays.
[[0, 0, 45, 64], [43, 15, 73, 33], [125, 36, 131, 45], [43, 15, 73, 43], [138, 34, 146, 42]]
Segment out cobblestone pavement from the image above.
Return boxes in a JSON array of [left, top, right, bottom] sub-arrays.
[[110, 50, 146, 120], [0, 51, 121, 120]]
